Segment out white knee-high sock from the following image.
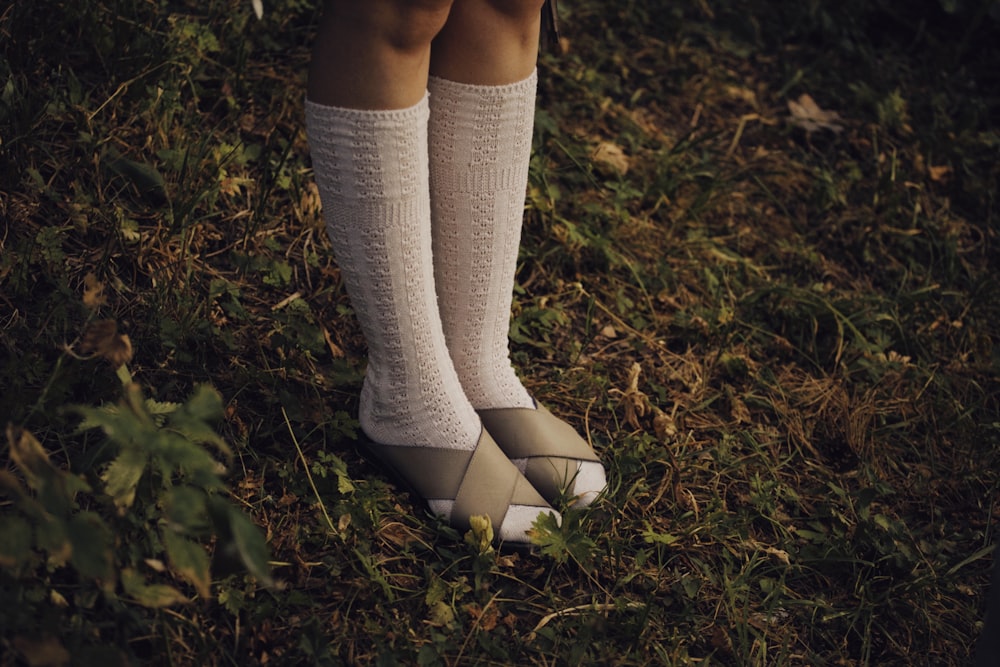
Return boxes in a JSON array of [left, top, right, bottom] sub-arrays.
[[428, 72, 538, 412], [428, 72, 606, 506], [306, 95, 549, 539]]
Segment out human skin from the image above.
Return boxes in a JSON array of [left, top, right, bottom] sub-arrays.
[[307, 0, 545, 109]]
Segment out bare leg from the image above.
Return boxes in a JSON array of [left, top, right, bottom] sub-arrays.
[[307, 0, 454, 109], [430, 0, 544, 85]]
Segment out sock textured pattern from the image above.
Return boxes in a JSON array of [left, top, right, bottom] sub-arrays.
[[428, 72, 537, 411], [306, 96, 479, 452], [428, 73, 607, 507], [305, 95, 551, 541]]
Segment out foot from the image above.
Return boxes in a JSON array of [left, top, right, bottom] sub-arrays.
[[365, 426, 558, 545], [477, 402, 607, 508]]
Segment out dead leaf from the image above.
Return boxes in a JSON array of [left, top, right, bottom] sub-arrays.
[[591, 141, 630, 175], [7, 425, 59, 492], [787, 94, 843, 134], [678, 486, 699, 521], [707, 625, 731, 652], [730, 393, 751, 424], [12, 635, 70, 667], [79, 320, 133, 368], [300, 181, 322, 219], [928, 164, 952, 182], [610, 362, 649, 430], [219, 176, 252, 197], [724, 85, 758, 108], [465, 603, 500, 632], [144, 558, 167, 572], [762, 545, 791, 565], [652, 407, 678, 440], [82, 273, 107, 310], [322, 325, 345, 358]]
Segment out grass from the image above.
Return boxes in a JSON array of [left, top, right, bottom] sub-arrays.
[[1, 0, 999, 664]]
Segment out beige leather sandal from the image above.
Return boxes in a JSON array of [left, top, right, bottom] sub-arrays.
[[477, 403, 603, 505], [366, 429, 552, 544]]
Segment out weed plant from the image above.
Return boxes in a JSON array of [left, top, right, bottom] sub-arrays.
[[1, 0, 998, 664]]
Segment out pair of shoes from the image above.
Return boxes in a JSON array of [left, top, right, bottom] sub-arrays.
[[366, 402, 604, 547]]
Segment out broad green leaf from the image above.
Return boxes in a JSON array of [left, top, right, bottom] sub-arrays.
[[0, 470, 26, 498], [0, 470, 90, 525], [681, 575, 701, 599], [529, 510, 597, 567], [169, 422, 228, 456], [177, 384, 224, 422], [62, 472, 92, 499], [181, 466, 227, 493], [36, 516, 72, 566], [75, 396, 154, 447], [0, 471, 50, 522], [158, 435, 224, 479], [167, 385, 231, 456], [141, 395, 181, 427], [145, 398, 181, 417], [312, 451, 355, 494], [121, 568, 188, 608], [0, 515, 33, 568], [164, 486, 211, 535], [424, 574, 449, 607], [67, 512, 115, 584], [123, 382, 156, 428], [101, 446, 148, 512], [208, 497, 271, 585], [337, 474, 355, 495], [74, 404, 121, 433], [529, 511, 570, 563], [218, 585, 247, 615], [6, 427, 72, 514], [326, 453, 355, 494], [103, 148, 167, 205], [162, 529, 211, 598], [226, 504, 272, 584]]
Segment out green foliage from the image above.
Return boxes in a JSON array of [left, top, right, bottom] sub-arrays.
[[73, 372, 271, 587], [0, 364, 271, 658], [530, 510, 599, 568]]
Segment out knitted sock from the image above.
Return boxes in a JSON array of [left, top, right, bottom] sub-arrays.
[[306, 95, 549, 540], [428, 73, 536, 411], [428, 72, 606, 506]]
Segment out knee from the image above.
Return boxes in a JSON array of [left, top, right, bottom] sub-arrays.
[[326, 0, 456, 52]]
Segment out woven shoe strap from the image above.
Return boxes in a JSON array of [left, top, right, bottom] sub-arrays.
[[477, 404, 600, 462], [367, 430, 548, 533], [478, 404, 601, 500]]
